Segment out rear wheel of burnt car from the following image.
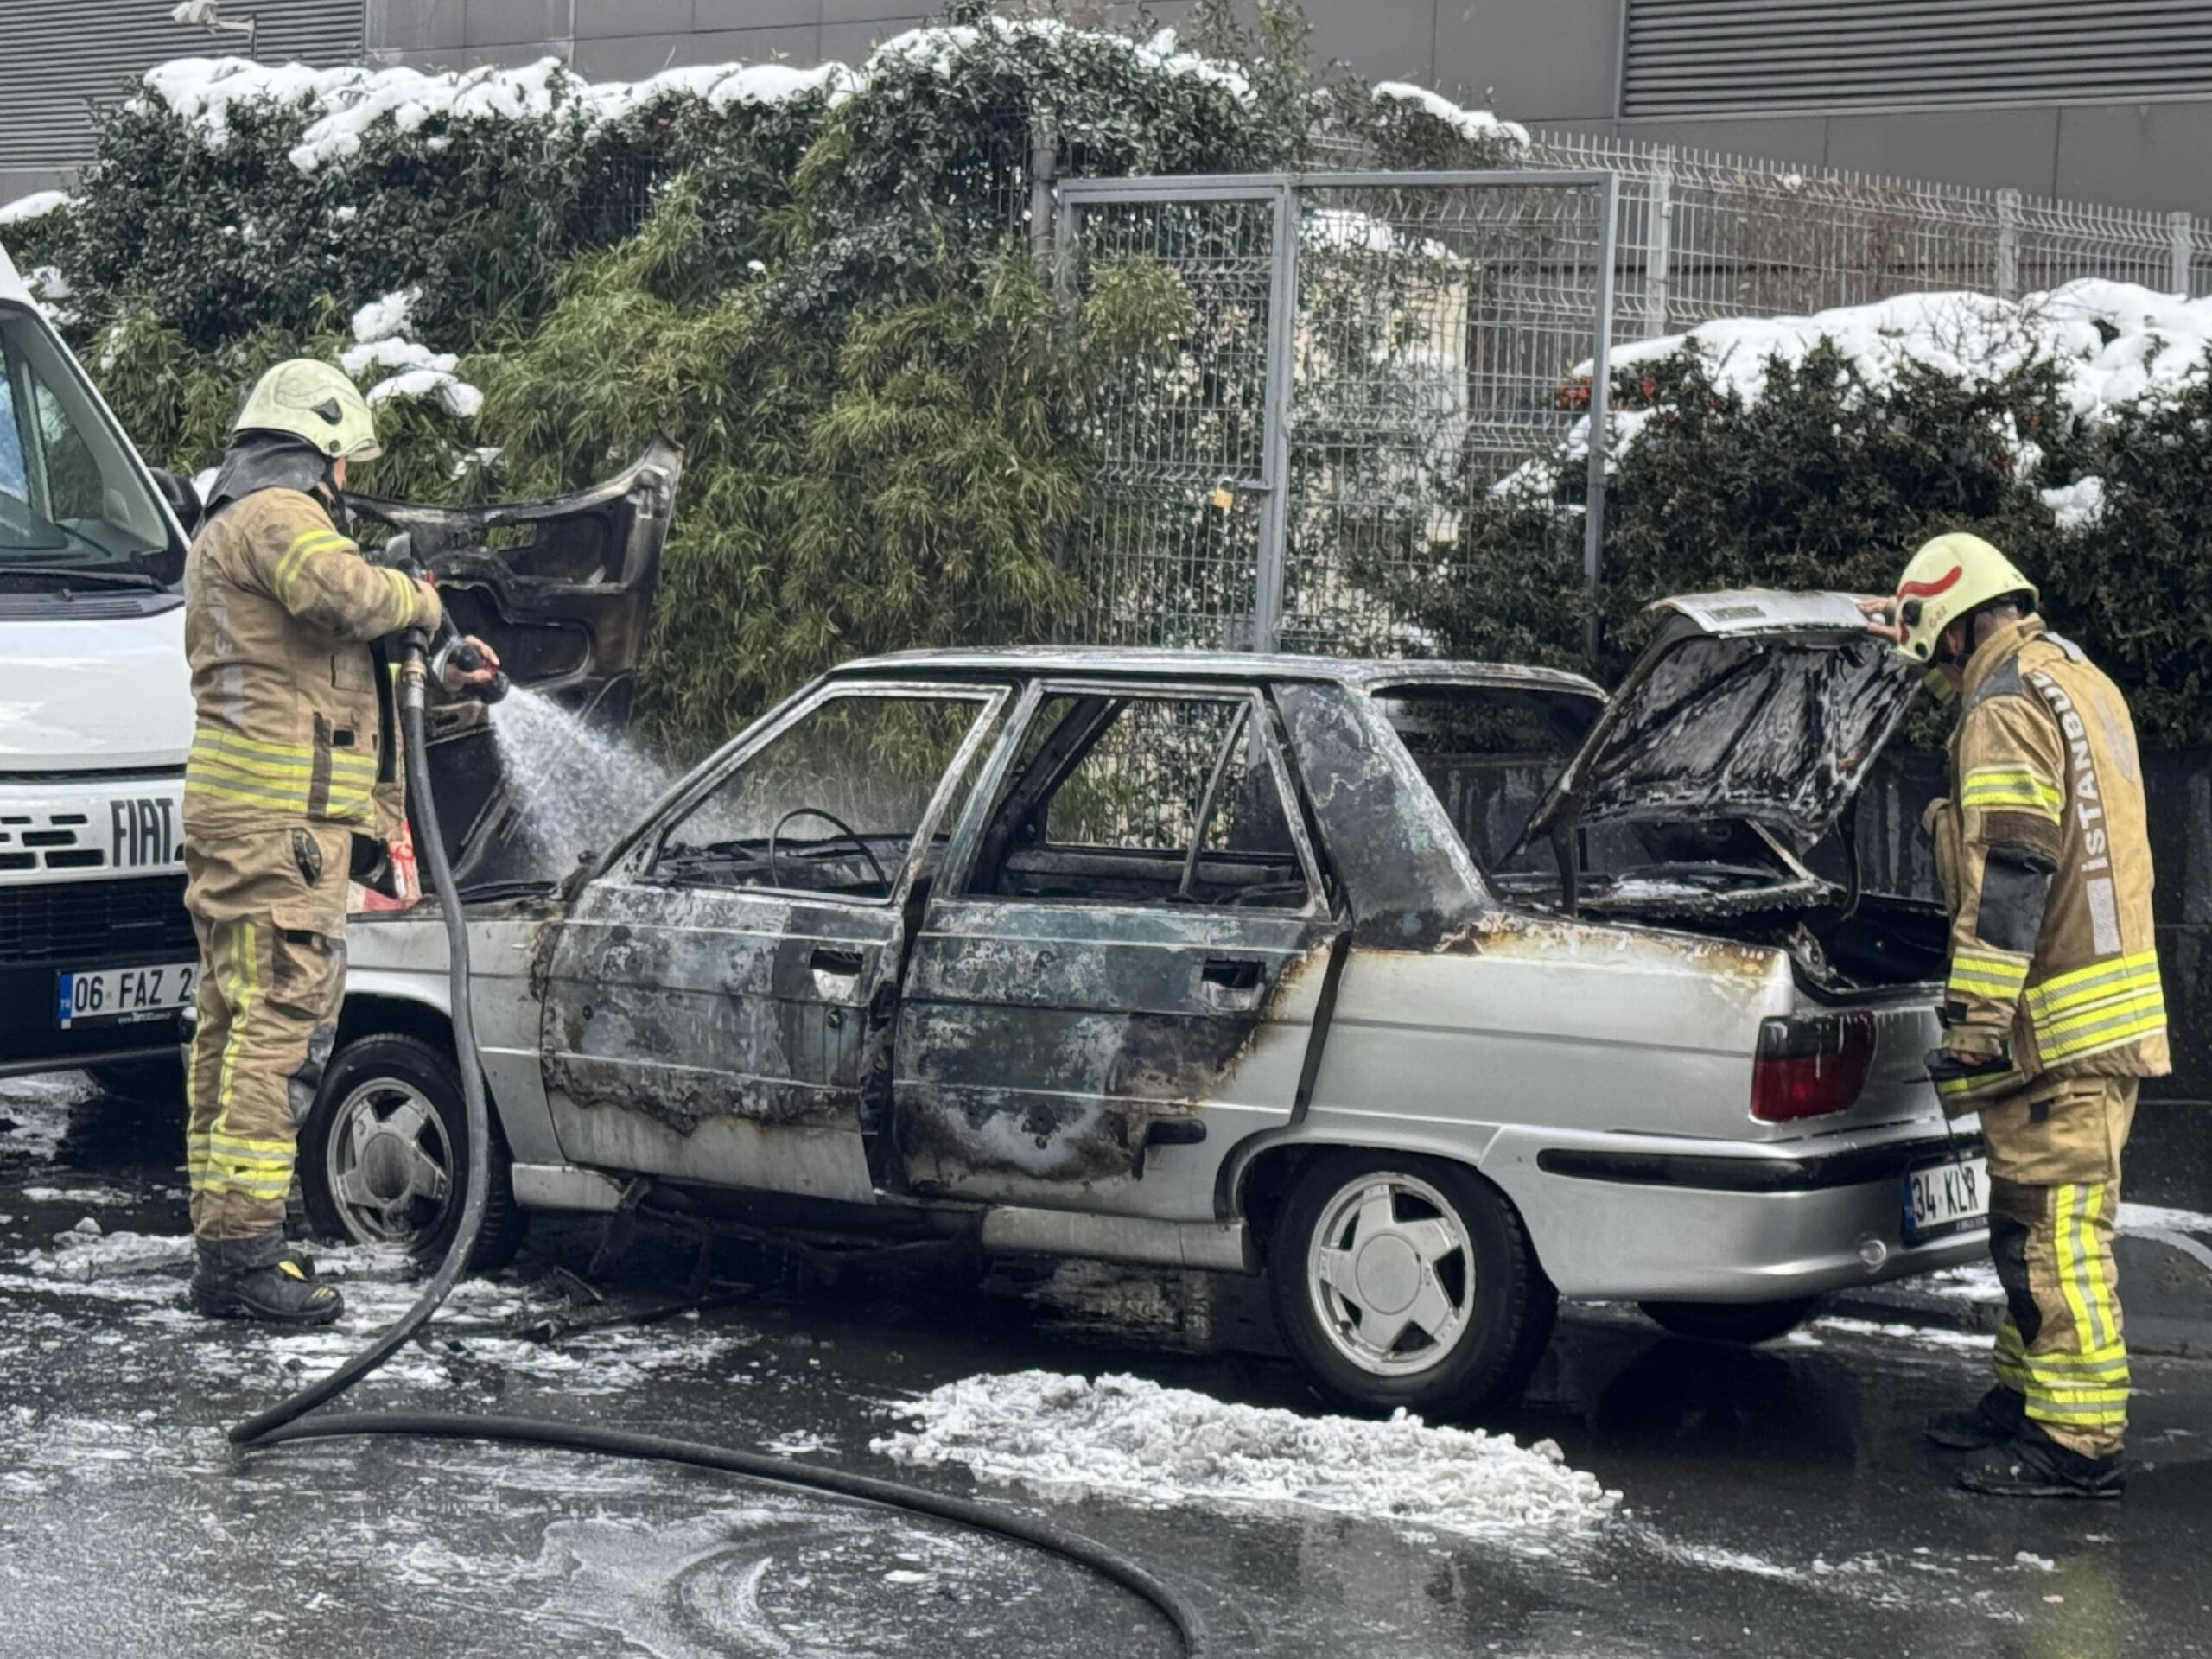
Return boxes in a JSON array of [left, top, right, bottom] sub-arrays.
[[1269, 1150, 1555, 1420], [300, 1033, 527, 1273]]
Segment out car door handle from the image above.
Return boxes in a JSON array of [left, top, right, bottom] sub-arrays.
[[810, 947, 866, 977], [1198, 956, 1267, 1008]]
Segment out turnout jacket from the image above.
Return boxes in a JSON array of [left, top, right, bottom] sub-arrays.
[[1928, 616, 2170, 1107], [183, 486, 440, 842]]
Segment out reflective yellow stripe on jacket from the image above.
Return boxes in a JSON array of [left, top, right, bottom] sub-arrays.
[[185, 728, 377, 817], [2025, 950, 2167, 1065], [1958, 764, 2064, 819]]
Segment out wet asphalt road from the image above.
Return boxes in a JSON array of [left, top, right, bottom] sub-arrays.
[[3, 1072, 2209, 1659]]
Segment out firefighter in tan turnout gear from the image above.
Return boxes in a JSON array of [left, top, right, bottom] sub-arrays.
[[1871, 532, 2168, 1499], [182, 360, 498, 1325]]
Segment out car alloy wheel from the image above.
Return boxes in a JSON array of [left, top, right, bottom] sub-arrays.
[[1306, 1171, 1476, 1377], [321, 1076, 455, 1246]]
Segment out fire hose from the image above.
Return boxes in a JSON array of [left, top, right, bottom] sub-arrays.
[[224, 620, 1207, 1657]]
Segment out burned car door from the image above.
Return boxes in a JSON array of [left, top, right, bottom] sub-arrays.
[[894, 683, 1339, 1218], [344, 436, 681, 891], [537, 681, 1005, 1202]]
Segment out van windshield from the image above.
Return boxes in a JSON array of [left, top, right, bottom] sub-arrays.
[[0, 304, 178, 579]]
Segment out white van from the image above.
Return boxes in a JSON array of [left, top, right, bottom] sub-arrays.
[[0, 238, 202, 1091]]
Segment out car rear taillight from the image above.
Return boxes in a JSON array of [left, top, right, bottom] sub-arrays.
[[1751, 1011, 1875, 1123]]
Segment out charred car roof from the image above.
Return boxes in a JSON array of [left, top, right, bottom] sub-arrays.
[[834, 647, 1605, 696]]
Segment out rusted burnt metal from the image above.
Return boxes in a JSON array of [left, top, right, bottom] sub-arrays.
[[895, 905, 1330, 1185], [1275, 681, 1494, 950], [540, 880, 893, 1137]]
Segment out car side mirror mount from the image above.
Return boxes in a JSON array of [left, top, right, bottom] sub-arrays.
[[149, 467, 202, 537]]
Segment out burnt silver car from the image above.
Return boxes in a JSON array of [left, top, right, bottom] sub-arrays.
[[322, 591, 1985, 1416]]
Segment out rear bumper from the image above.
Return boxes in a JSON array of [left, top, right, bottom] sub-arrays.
[[1506, 1132, 1988, 1301]]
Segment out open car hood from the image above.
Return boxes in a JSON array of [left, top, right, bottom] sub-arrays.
[[345, 436, 681, 891], [1523, 589, 1919, 849]]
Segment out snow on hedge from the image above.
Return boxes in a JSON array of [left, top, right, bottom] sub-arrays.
[[341, 283, 480, 417], [130, 29, 1516, 176], [1373, 81, 1529, 149], [0, 190, 70, 226], [138, 54, 855, 171], [1599, 279, 2212, 423], [1511, 277, 2212, 521]]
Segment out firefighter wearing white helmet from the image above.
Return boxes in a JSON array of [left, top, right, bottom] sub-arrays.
[[180, 360, 499, 1325], [1871, 532, 2167, 1500]]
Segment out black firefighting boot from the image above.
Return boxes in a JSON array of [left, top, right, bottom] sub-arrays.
[[189, 1230, 345, 1326], [1955, 1421, 2126, 1500], [1923, 1385, 2025, 1451]]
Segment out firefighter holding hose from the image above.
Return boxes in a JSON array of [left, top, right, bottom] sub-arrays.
[[1868, 533, 2168, 1499], [181, 360, 499, 1325]]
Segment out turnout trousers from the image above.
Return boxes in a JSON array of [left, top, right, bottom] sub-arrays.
[[1982, 1075, 2137, 1458], [182, 815, 353, 1242]]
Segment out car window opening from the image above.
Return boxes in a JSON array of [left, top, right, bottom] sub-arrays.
[[652, 692, 991, 899], [969, 691, 1313, 911]]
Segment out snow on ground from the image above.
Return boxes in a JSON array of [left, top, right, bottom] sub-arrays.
[[1813, 1318, 1993, 1354], [874, 1369, 1620, 1542], [2120, 1200, 2212, 1236]]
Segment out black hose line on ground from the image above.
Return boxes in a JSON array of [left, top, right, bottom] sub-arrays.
[[224, 643, 1206, 1658], [250, 1410, 1210, 1648]]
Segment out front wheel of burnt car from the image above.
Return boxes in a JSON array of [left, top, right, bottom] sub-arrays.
[[299, 1033, 527, 1273], [1268, 1150, 1556, 1420]]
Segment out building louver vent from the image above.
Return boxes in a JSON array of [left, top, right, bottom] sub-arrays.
[[0, 1, 364, 169], [1623, 0, 2212, 117]]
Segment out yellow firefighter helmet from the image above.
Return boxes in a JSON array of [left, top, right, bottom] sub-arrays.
[[1891, 532, 2039, 664], [234, 359, 382, 463]]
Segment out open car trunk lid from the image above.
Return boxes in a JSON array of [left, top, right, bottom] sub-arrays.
[[344, 436, 681, 892], [1524, 588, 1920, 851]]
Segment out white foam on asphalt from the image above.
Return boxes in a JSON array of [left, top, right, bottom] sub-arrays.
[[1813, 1318, 1993, 1353], [874, 1370, 1620, 1543]]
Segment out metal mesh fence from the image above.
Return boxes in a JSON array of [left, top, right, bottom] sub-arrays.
[[1053, 173, 1610, 657], [1522, 130, 2212, 340], [1282, 177, 1608, 655]]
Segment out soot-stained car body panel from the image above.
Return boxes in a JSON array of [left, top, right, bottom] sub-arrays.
[[343, 605, 1980, 1354]]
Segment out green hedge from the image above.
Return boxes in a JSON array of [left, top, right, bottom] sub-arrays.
[[1360, 340, 2212, 745]]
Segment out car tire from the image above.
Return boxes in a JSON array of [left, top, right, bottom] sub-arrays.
[[1269, 1150, 1556, 1420], [87, 1054, 185, 1103], [1639, 1297, 1820, 1344], [299, 1033, 526, 1274]]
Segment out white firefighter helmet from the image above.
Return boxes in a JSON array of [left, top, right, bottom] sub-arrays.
[[234, 359, 382, 463], [1891, 532, 2039, 664]]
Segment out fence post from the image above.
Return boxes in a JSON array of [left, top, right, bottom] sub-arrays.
[[1995, 188, 2021, 301], [1586, 172, 1620, 664], [2171, 211, 2195, 295], [1029, 123, 1058, 264], [1252, 181, 1300, 654], [1643, 146, 1673, 337]]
